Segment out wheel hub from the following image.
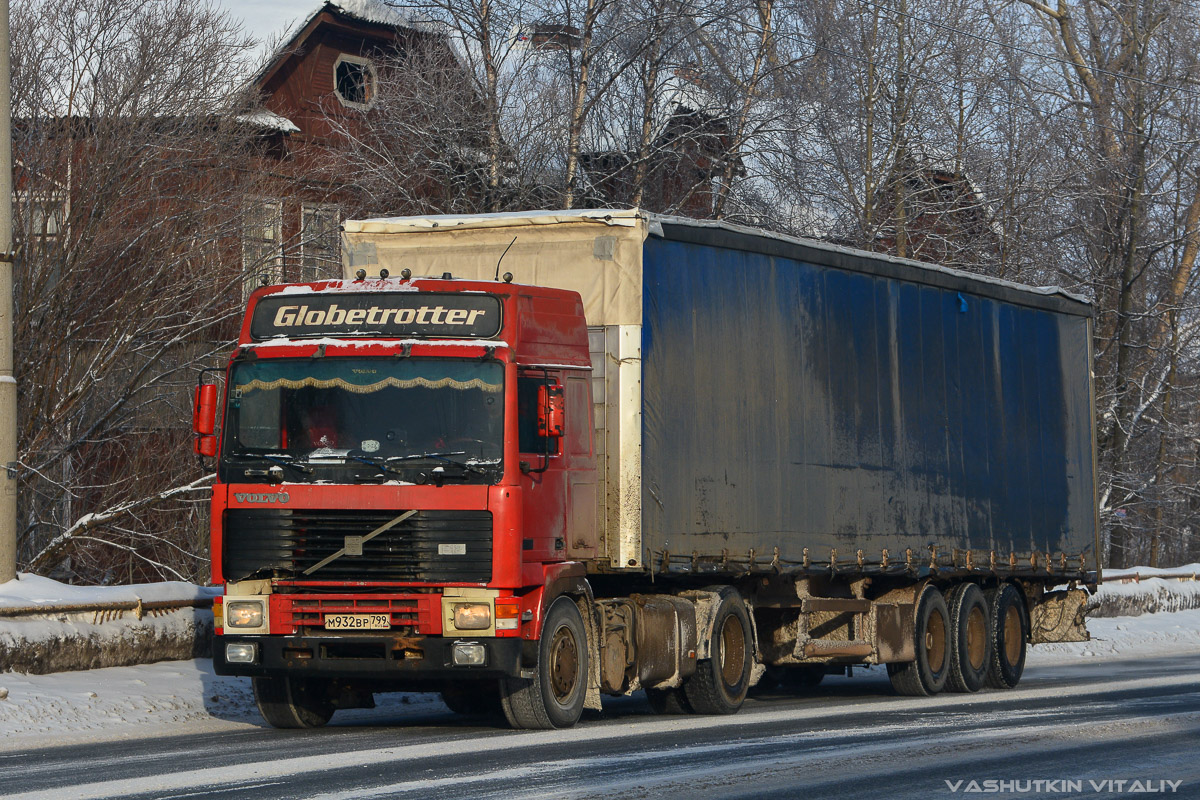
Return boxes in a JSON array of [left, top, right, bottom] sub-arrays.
[[719, 615, 746, 686], [549, 624, 579, 702]]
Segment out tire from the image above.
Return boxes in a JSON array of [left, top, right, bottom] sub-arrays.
[[441, 681, 503, 717], [645, 686, 693, 714], [683, 588, 753, 715], [984, 584, 1029, 689], [945, 583, 991, 693], [252, 676, 334, 729], [888, 585, 951, 697], [500, 596, 589, 729]]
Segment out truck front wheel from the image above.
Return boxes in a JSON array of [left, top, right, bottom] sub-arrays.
[[683, 588, 753, 715], [252, 676, 334, 729], [501, 596, 588, 729]]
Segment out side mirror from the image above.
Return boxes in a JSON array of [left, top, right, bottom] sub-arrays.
[[537, 384, 565, 439], [193, 383, 219, 456]]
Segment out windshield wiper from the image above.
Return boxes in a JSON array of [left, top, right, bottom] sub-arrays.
[[387, 451, 486, 474], [256, 454, 313, 475], [347, 454, 406, 476]]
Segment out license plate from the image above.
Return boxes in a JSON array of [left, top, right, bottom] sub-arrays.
[[324, 613, 390, 630]]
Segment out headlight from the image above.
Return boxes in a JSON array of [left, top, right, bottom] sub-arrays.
[[225, 643, 257, 663], [453, 603, 491, 630], [452, 643, 487, 666], [226, 600, 265, 629]]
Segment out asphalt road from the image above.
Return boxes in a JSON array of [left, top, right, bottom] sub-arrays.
[[4, 655, 1198, 800]]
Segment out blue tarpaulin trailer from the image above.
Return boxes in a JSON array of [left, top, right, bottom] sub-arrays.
[[640, 218, 1097, 580]]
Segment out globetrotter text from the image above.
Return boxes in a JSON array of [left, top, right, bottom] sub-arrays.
[[271, 303, 489, 329]]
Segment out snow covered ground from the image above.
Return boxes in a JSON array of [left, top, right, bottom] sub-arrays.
[[0, 605, 1193, 752]]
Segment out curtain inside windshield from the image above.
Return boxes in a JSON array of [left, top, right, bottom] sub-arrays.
[[229, 358, 504, 462]]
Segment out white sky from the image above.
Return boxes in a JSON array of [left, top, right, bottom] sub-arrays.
[[215, 0, 317, 51]]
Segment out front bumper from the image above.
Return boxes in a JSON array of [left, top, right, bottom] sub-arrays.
[[213, 633, 526, 680]]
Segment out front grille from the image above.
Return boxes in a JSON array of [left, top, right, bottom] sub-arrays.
[[279, 595, 439, 635], [224, 509, 492, 583]]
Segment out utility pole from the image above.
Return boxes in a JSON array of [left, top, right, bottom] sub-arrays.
[[0, 0, 16, 584]]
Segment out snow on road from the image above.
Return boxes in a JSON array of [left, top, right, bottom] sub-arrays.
[[0, 606, 1197, 752], [1030, 607, 1200, 664]]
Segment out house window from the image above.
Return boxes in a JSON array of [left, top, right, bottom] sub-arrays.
[[300, 205, 341, 282], [334, 54, 375, 109], [242, 200, 282, 300]]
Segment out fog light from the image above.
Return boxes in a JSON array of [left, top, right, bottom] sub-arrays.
[[226, 642, 257, 664], [226, 600, 265, 629], [452, 643, 487, 666], [453, 603, 491, 630]]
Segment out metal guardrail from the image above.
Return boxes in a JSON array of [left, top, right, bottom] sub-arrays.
[[1101, 570, 1200, 584], [0, 597, 213, 620]]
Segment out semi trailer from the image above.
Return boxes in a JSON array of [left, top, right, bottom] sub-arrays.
[[199, 209, 1097, 729]]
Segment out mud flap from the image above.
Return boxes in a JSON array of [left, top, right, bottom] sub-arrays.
[[1030, 589, 1090, 644]]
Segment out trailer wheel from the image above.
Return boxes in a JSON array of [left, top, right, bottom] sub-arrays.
[[984, 584, 1028, 689], [252, 676, 334, 729], [945, 583, 991, 693], [645, 686, 693, 715], [441, 681, 503, 717], [887, 585, 950, 697], [683, 588, 753, 715], [501, 596, 588, 729]]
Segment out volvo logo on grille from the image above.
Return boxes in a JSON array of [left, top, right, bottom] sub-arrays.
[[235, 492, 290, 504]]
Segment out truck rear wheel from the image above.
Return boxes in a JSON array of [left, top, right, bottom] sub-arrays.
[[888, 585, 950, 697], [984, 584, 1028, 689], [501, 596, 588, 729], [683, 588, 753, 715], [946, 583, 991, 693], [252, 676, 334, 729]]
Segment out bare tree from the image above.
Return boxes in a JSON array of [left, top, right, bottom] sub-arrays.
[[11, 0, 265, 583]]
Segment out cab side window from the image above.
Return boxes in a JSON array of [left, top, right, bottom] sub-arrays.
[[518, 374, 560, 455]]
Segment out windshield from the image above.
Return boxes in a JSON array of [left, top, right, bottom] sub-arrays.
[[221, 357, 504, 483]]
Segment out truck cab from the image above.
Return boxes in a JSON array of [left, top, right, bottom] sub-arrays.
[[202, 275, 597, 727]]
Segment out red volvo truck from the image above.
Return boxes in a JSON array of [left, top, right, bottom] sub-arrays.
[[198, 210, 1098, 729]]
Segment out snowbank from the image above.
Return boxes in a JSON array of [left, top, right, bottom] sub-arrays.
[[1088, 566, 1200, 618], [1030, 607, 1200, 664], [0, 575, 217, 674], [0, 573, 218, 609]]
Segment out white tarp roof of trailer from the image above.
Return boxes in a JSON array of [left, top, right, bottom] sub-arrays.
[[343, 209, 643, 234], [343, 208, 1090, 319], [342, 209, 648, 326]]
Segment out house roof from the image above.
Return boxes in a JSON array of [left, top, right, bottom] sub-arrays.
[[251, 1, 436, 92]]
